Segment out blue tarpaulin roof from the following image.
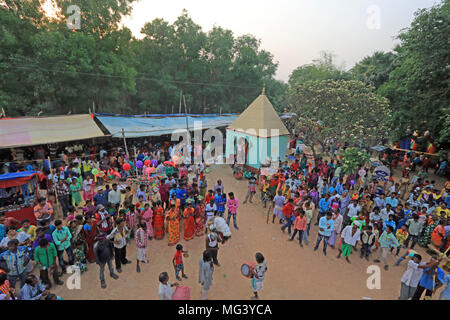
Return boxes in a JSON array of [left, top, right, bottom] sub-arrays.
[[0, 171, 39, 181], [96, 114, 238, 138], [0, 171, 40, 188]]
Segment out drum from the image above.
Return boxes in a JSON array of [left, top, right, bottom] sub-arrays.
[[241, 262, 256, 278]]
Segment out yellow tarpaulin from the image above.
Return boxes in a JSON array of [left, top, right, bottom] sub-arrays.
[[0, 114, 106, 149]]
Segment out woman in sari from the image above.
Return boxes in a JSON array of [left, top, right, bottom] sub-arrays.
[[83, 174, 95, 202], [418, 216, 439, 247], [166, 203, 180, 246], [142, 203, 154, 239], [430, 220, 446, 248], [183, 203, 195, 241], [83, 216, 97, 263], [69, 179, 83, 207], [153, 201, 165, 240], [195, 199, 206, 237]]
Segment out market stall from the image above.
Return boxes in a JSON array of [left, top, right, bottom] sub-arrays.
[[0, 171, 40, 225]]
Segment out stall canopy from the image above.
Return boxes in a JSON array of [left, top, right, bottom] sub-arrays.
[[0, 171, 40, 188], [0, 114, 106, 149], [96, 114, 238, 138]]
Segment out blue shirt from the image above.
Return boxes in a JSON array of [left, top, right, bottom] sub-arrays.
[[374, 197, 386, 209], [19, 280, 47, 300], [383, 219, 397, 232], [386, 197, 398, 208], [215, 195, 225, 212], [319, 198, 331, 213], [177, 189, 187, 205], [418, 267, 445, 291], [0, 224, 5, 242], [93, 192, 108, 207], [441, 274, 450, 299], [318, 216, 334, 237]]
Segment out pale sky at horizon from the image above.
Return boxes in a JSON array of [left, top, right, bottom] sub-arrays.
[[122, 0, 440, 81]]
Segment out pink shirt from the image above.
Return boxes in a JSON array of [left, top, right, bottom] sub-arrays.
[[227, 198, 239, 214], [293, 215, 307, 231]]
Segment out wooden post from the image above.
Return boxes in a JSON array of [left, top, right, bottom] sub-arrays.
[[179, 90, 182, 114], [134, 146, 138, 176], [122, 128, 130, 160]]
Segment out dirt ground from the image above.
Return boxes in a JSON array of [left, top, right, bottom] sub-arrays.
[[45, 165, 444, 300]]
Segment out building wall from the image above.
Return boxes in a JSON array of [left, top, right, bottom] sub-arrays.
[[225, 129, 289, 169]]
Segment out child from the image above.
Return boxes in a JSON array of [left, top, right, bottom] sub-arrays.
[[172, 244, 188, 281], [360, 225, 376, 260], [125, 206, 139, 239], [226, 192, 239, 230], [18, 219, 37, 242], [205, 190, 214, 205], [289, 210, 307, 247], [73, 240, 87, 273], [135, 222, 148, 273], [395, 225, 409, 255], [216, 193, 226, 218]]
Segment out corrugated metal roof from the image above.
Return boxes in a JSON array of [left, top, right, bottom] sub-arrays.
[[0, 114, 106, 149]]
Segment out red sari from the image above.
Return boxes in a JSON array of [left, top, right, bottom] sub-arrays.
[[153, 206, 165, 240], [194, 203, 206, 237], [183, 207, 195, 241], [83, 222, 97, 263]]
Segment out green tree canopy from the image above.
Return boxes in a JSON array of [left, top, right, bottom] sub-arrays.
[[285, 80, 392, 161]]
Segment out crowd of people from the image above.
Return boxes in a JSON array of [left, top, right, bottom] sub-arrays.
[[0, 139, 267, 300], [0, 136, 449, 300], [252, 150, 450, 300]]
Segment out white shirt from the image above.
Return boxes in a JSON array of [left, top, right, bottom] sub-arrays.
[[369, 212, 382, 226], [158, 282, 174, 300], [380, 208, 394, 221], [341, 226, 361, 246], [333, 214, 344, 233], [347, 205, 361, 218], [401, 260, 426, 288]]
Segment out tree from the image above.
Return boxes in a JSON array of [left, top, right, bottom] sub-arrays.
[[0, 4, 286, 117], [350, 51, 396, 89], [288, 51, 350, 88], [285, 79, 392, 162], [339, 147, 370, 174], [378, 0, 450, 147]]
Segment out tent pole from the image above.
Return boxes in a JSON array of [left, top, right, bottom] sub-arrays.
[[122, 128, 130, 160], [179, 90, 182, 114]]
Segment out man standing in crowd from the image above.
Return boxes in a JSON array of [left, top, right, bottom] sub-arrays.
[[52, 220, 73, 274], [107, 218, 131, 273], [0, 239, 31, 289], [108, 183, 122, 211], [56, 179, 71, 218], [198, 250, 214, 300], [93, 233, 119, 289], [313, 212, 334, 256]]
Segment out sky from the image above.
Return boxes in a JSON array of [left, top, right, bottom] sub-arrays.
[[122, 0, 439, 81]]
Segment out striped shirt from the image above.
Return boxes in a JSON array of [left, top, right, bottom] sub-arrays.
[[0, 246, 30, 275]]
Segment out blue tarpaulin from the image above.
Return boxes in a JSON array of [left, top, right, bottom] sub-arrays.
[[96, 114, 238, 138], [0, 171, 40, 188]]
